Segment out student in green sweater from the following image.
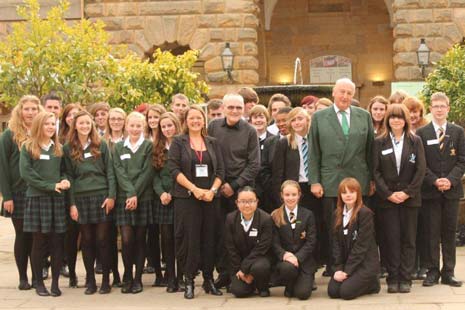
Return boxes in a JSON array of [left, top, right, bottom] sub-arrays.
[[19, 111, 70, 297], [63, 111, 116, 295], [0, 95, 43, 290], [152, 112, 181, 292], [113, 112, 153, 294]]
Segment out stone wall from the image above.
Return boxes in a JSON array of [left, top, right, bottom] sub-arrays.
[[392, 0, 465, 80], [84, 0, 261, 98]]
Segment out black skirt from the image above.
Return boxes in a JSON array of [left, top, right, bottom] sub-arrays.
[[23, 196, 67, 233], [74, 194, 113, 224], [115, 199, 153, 226], [1, 191, 27, 219]]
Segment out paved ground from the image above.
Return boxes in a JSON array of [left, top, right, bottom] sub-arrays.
[[0, 216, 464, 310]]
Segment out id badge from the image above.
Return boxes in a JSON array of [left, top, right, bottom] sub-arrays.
[[249, 229, 258, 237], [195, 164, 208, 177]]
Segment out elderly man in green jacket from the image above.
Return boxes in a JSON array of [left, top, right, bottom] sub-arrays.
[[308, 78, 374, 276]]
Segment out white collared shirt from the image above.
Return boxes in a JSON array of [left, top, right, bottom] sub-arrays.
[[285, 205, 298, 229], [241, 214, 254, 232], [124, 134, 145, 154], [432, 121, 447, 139], [334, 105, 351, 128], [82, 139, 91, 150], [111, 135, 124, 144], [343, 205, 353, 228], [41, 139, 55, 152], [390, 132, 404, 175], [295, 134, 309, 182], [267, 123, 279, 136]]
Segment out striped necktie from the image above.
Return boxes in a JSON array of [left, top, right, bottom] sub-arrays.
[[340, 110, 349, 136], [438, 127, 445, 151], [302, 137, 309, 177], [289, 211, 296, 229]]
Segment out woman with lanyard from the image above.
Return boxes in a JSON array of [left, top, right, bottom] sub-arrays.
[[63, 111, 116, 294], [168, 105, 224, 299], [0, 95, 43, 290], [152, 112, 181, 292], [373, 104, 426, 294]]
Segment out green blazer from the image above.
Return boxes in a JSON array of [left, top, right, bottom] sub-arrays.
[[308, 105, 374, 197]]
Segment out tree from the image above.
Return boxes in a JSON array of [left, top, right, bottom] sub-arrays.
[[0, 0, 209, 110], [421, 43, 465, 126]]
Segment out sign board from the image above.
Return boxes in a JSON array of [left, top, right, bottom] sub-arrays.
[[391, 82, 426, 98], [310, 55, 352, 84], [0, 0, 82, 21]]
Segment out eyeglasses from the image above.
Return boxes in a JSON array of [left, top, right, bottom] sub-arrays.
[[237, 200, 257, 205], [431, 105, 448, 110], [226, 106, 243, 111]]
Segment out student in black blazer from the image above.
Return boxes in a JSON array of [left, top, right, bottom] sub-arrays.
[[372, 104, 426, 293], [168, 106, 224, 299], [328, 178, 380, 300], [225, 187, 273, 298], [416, 92, 465, 288], [271, 180, 317, 300]]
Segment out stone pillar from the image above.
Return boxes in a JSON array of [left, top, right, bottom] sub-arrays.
[[392, 0, 465, 81], [84, 0, 261, 98]]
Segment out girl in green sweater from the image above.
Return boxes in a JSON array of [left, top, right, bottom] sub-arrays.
[[20, 111, 70, 297], [63, 111, 116, 295], [113, 112, 153, 294], [0, 95, 43, 290]]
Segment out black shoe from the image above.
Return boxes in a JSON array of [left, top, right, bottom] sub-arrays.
[[166, 284, 178, 293], [35, 285, 50, 297], [95, 262, 103, 275], [387, 283, 398, 293], [284, 288, 293, 297], [60, 265, 70, 278], [369, 281, 381, 294], [50, 287, 62, 297], [132, 281, 143, 294], [202, 279, 223, 296], [112, 277, 122, 288], [214, 275, 231, 289], [42, 267, 49, 280], [441, 275, 463, 287], [184, 278, 194, 299], [99, 282, 111, 294], [18, 280, 31, 290], [121, 281, 132, 294], [416, 268, 427, 280], [259, 289, 270, 297], [423, 273, 439, 287], [399, 282, 411, 293], [69, 276, 78, 288], [143, 265, 155, 274], [152, 275, 167, 287], [85, 282, 97, 295]]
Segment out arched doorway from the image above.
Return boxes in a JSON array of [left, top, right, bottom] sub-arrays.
[[258, 0, 394, 106]]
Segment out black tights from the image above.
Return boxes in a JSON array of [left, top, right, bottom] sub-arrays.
[[160, 224, 175, 282], [65, 221, 79, 278], [120, 225, 146, 284], [147, 224, 162, 278], [32, 232, 64, 290], [80, 222, 111, 285], [109, 225, 121, 282], [12, 219, 33, 282]]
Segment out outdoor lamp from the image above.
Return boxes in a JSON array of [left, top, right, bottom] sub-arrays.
[[416, 38, 430, 78], [221, 42, 234, 81]]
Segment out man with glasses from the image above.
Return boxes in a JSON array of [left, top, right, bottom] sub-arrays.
[[417, 92, 465, 288], [208, 93, 260, 290]]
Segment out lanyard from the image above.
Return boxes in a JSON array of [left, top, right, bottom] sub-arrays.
[[190, 137, 205, 164]]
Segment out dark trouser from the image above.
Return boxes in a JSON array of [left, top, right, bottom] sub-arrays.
[[277, 261, 313, 300], [299, 183, 323, 265], [146, 224, 162, 277], [423, 198, 459, 277], [380, 206, 418, 285], [328, 273, 379, 300], [367, 196, 388, 270], [65, 220, 79, 278], [174, 197, 218, 279], [160, 224, 176, 284], [322, 197, 337, 272], [11, 219, 33, 283], [32, 232, 64, 289], [80, 222, 111, 284], [216, 195, 237, 279], [230, 257, 271, 298], [416, 204, 431, 271]]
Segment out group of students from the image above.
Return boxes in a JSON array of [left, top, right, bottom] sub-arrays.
[[0, 79, 464, 301]]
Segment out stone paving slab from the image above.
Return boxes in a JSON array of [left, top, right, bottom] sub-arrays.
[[1, 217, 465, 309]]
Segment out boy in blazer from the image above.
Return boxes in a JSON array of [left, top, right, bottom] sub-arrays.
[[416, 92, 465, 287], [225, 187, 273, 298]]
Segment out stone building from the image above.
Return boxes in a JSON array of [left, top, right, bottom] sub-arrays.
[[2, 0, 465, 106]]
